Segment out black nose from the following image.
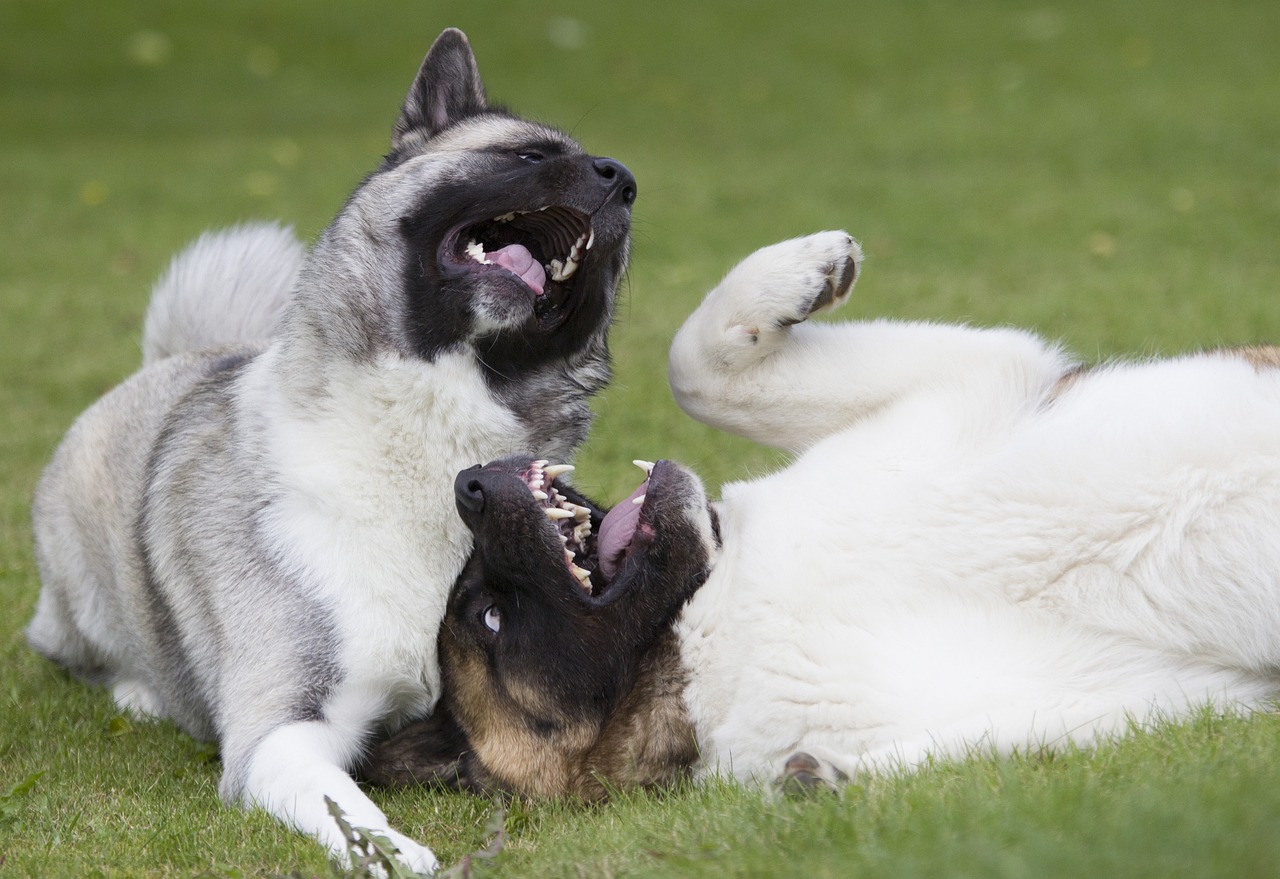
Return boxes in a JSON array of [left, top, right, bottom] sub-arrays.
[[455, 468, 486, 514], [593, 157, 637, 206]]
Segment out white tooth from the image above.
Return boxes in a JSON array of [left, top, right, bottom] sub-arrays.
[[546, 507, 575, 520], [569, 241, 583, 262], [549, 256, 579, 283], [571, 564, 592, 589], [573, 523, 591, 543], [585, 228, 595, 250], [632, 494, 647, 506], [633, 459, 656, 474], [532, 490, 548, 501], [564, 547, 576, 562], [465, 240, 491, 264], [572, 505, 589, 521], [494, 212, 517, 222], [534, 459, 549, 468], [544, 463, 575, 479]]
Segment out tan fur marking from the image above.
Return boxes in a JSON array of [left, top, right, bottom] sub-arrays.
[[442, 641, 580, 798], [1046, 362, 1092, 403], [442, 627, 696, 800], [578, 630, 697, 796], [1217, 345, 1280, 371]]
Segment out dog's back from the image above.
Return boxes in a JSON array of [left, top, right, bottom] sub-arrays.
[[27, 224, 299, 727]]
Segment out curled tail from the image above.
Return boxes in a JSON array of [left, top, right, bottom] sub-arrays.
[[141, 222, 306, 364]]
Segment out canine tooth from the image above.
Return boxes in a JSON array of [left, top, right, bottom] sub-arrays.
[[548, 256, 579, 283], [633, 459, 656, 474], [545, 507, 575, 520], [585, 229, 595, 251], [558, 255, 580, 281], [544, 463, 575, 479], [532, 490, 549, 501], [632, 494, 647, 506]]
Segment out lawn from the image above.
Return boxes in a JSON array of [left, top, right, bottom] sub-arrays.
[[2, 0, 1280, 876]]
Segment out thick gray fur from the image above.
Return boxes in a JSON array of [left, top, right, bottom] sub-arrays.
[[27, 27, 633, 871]]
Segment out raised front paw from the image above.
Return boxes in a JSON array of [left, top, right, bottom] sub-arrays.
[[720, 231, 862, 345]]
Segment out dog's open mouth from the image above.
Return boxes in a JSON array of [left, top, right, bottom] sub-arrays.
[[520, 459, 656, 599], [444, 206, 593, 324]]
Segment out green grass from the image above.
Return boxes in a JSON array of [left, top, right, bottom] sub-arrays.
[[3, 0, 1280, 875]]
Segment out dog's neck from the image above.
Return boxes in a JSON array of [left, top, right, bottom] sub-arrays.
[[575, 627, 698, 798]]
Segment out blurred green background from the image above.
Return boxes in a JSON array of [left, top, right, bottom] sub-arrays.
[[5, 0, 1278, 498], [2, 1, 1279, 876]]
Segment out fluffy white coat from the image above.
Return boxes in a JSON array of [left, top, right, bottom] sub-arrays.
[[667, 232, 1280, 782]]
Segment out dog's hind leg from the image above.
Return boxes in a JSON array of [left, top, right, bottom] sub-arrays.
[[229, 721, 439, 874], [669, 232, 1073, 451]]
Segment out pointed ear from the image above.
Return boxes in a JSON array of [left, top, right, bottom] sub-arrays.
[[393, 28, 488, 149], [357, 700, 490, 792]]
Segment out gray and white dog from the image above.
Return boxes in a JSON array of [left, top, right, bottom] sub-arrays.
[[27, 28, 635, 872]]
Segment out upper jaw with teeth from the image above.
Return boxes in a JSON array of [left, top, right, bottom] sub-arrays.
[[525, 460, 595, 593], [460, 207, 595, 292], [525, 458, 655, 597], [545, 227, 593, 282]]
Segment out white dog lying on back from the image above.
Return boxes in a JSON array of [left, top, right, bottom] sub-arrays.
[[364, 231, 1280, 798]]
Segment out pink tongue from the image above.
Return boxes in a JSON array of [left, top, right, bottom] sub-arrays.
[[597, 478, 648, 581], [488, 244, 545, 295]]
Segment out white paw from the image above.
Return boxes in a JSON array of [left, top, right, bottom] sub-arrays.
[[383, 831, 440, 875], [721, 231, 862, 342]]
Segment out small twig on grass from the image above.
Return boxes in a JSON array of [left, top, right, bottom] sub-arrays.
[[316, 797, 507, 879], [324, 796, 425, 879]]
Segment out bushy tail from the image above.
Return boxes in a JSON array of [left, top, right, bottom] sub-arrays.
[[141, 222, 306, 364]]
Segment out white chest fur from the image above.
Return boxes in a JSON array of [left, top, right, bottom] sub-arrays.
[[246, 349, 530, 723]]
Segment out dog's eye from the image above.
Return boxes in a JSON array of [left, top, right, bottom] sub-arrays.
[[516, 151, 544, 164], [481, 605, 501, 633]]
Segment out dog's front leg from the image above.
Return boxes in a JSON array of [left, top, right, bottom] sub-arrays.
[[669, 232, 1072, 451], [233, 721, 439, 874], [669, 231, 879, 451]]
